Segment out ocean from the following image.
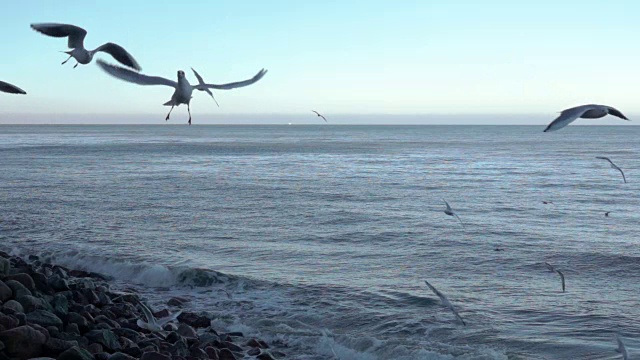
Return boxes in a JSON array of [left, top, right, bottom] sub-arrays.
[[0, 124, 638, 359]]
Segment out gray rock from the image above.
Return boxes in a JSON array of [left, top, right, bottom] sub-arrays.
[[176, 323, 198, 339], [120, 337, 142, 357], [5, 279, 32, 297], [218, 349, 237, 360], [66, 312, 89, 332], [0, 280, 12, 302], [44, 337, 79, 355], [57, 346, 94, 360], [51, 293, 69, 317], [30, 323, 51, 341], [47, 325, 60, 337], [66, 322, 81, 335], [17, 294, 48, 313], [26, 309, 63, 328], [3, 299, 25, 313], [0, 325, 46, 358], [94, 315, 120, 329], [94, 353, 110, 360], [247, 347, 260, 356], [0, 339, 4, 351], [48, 275, 70, 291], [177, 312, 210, 328], [4, 273, 36, 291], [223, 341, 244, 352], [169, 339, 189, 356], [0, 257, 9, 276], [31, 271, 50, 293], [204, 347, 218, 359], [190, 347, 209, 359], [87, 343, 104, 354], [85, 329, 121, 351], [108, 352, 137, 360], [140, 351, 171, 360], [0, 314, 18, 330]]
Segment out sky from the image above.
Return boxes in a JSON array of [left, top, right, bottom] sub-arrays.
[[1, 1, 639, 124]]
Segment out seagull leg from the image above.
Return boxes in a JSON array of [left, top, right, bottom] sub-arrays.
[[187, 103, 192, 125], [73, 62, 79, 69], [61, 55, 72, 65], [165, 106, 175, 121]]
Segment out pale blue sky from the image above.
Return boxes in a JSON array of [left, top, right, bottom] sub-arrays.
[[1, 1, 639, 124]]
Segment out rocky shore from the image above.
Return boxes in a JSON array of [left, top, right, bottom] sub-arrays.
[[0, 251, 283, 360]]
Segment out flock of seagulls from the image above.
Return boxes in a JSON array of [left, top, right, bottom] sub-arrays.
[[0, 20, 634, 359], [0, 23, 268, 125]]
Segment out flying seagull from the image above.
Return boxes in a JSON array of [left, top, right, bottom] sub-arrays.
[[135, 300, 182, 332], [443, 200, 464, 228], [545, 262, 565, 292], [97, 60, 267, 125], [542, 201, 554, 205], [543, 104, 629, 132], [616, 334, 628, 360], [596, 157, 627, 183], [424, 280, 466, 326], [605, 212, 611, 217], [0, 81, 26, 94], [312, 110, 327, 122], [31, 23, 141, 70]]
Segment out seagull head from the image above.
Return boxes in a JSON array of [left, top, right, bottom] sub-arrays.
[[177, 70, 186, 79]]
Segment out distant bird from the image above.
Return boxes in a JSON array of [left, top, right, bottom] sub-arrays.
[[97, 60, 267, 125], [135, 300, 182, 332], [543, 104, 629, 132], [596, 157, 627, 183], [31, 23, 141, 70], [545, 262, 565, 292], [0, 81, 26, 94], [494, 248, 505, 252], [312, 110, 327, 122], [616, 334, 628, 360], [424, 280, 466, 326], [605, 212, 611, 217], [542, 201, 554, 205], [443, 200, 464, 228]]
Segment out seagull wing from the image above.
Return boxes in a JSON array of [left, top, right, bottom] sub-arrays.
[[424, 280, 466, 326], [94, 43, 141, 71], [156, 309, 183, 326], [136, 301, 157, 325], [443, 200, 453, 213], [197, 68, 267, 90], [191, 68, 219, 107], [97, 60, 177, 87], [454, 213, 465, 229], [31, 23, 87, 49], [545, 262, 555, 272], [557, 269, 565, 292], [543, 105, 595, 132], [596, 157, 627, 183], [616, 335, 628, 360], [0, 81, 26, 94], [606, 106, 629, 121]]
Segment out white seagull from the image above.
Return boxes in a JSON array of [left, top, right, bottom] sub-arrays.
[[136, 300, 182, 332], [543, 104, 629, 132], [424, 280, 466, 325], [443, 200, 464, 228], [312, 110, 327, 122], [616, 334, 629, 360], [596, 157, 627, 184], [97, 60, 267, 125], [31, 23, 141, 70], [545, 262, 565, 293], [0, 81, 26, 94]]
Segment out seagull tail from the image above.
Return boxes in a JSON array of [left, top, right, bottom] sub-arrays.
[[163, 100, 175, 106]]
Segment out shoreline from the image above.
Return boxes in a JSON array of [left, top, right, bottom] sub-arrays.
[[0, 251, 284, 360]]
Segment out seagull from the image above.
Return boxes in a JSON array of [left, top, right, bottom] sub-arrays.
[[443, 200, 464, 228], [30, 23, 141, 70], [545, 262, 565, 292], [542, 201, 554, 205], [596, 157, 627, 183], [605, 212, 611, 217], [0, 81, 26, 94], [312, 110, 327, 122], [135, 300, 182, 332], [97, 60, 267, 125], [424, 280, 466, 326], [543, 104, 629, 132], [616, 334, 628, 360]]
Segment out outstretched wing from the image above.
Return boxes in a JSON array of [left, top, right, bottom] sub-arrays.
[[442, 199, 452, 212], [454, 214, 465, 229], [543, 105, 595, 132], [31, 23, 87, 49], [94, 42, 141, 71], [596, 157, 626, 183], [595, 156, 613, 165], [424, 280, 465, 326], [156, 310, 183, 326], [557, 270, 565, 292], [616, 334, 628, 360], [191, 68, 219, 107], [606, 106, 629, 120], [197, 68, 267, 90], [97, 60, 176, 87], [0, 81, 26, 94]]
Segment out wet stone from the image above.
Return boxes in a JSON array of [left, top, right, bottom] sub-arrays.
[[218, 349, 237, 360], [5, 279, 32, 297], [26, 309, 63, 328], [17, 294, 48, 313], [109, 352, 137, 360], [48, 275, 70, 291], [85, 329, 122, 351], [140, 351, 171, 360], [0, 280, 12, 302], [0, 325, 47, 359], [57, 346, 94, 360], [4, 273, 36, 291], [44, 337, 79, 355], [3, 299, 25, 313], [87, 343, 104, 354], [0, 314, 19, 330]]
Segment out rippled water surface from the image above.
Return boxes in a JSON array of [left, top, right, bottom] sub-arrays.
[[1, 124, 638, 359]]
